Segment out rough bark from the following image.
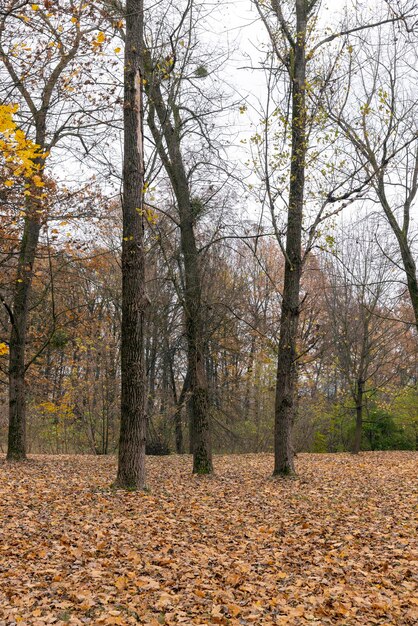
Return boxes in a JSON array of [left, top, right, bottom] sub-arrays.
[[400, 246, 418, 331], [7, 215, 41, 460], [181, 217, 212, 474], [115, 0, 147, 490], [7, 132, 45, 461], [273, 0, 307, 476]]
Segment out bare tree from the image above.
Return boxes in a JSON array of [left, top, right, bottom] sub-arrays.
[[323, 221, 404, 453], [326, 13, 418, 330], [140, 0, 233, 473], [253, 0, 415, 475]]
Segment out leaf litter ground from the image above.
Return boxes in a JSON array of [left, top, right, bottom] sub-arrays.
[[0, 452, 417, 625]]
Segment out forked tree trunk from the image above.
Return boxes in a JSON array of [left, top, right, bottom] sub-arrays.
[[273, 0, 307, 476], [115, 0, 147, 490]]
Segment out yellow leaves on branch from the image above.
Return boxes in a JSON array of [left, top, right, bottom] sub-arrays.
[[0, 104, 45, 186], [145, 208, 158, 225], [37, 399, 74, 421], [135, 205, 159, 225], [0, 342, 9, 356], [92, 31, 106, 50]]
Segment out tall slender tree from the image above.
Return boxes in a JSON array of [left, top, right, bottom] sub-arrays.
[[140, 0, 229, 474], [254, 0, 414, 475], [254, 0, 313, 475], [145, 68, 213, 473], [114, 0, 147, 489], [323, 223, 404, 454]]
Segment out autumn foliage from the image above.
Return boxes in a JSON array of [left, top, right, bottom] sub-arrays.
[[0, 104, 44, 184]]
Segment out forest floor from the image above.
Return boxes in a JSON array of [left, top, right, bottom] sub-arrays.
[[0, 452, 417, 626]]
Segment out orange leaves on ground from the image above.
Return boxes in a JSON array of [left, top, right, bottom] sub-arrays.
[[0, 452, 417, 625]]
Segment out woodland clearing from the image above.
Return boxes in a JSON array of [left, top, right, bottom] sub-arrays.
[[0, 452, 417, 625]]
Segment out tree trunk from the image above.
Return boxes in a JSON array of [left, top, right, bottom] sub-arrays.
[[174, 407, 184, 454], [146, 328, 157, 422], [188, 398, 194, 454], [377, 180, 418, 331], [273, 0, 307, 476], [168, 347, 185, 454], [7, 100, 47, 460], [352, 379, 364, 454], [244, 336, 255, 420], [181, 217, 212, 474], [397, 235, 418, 331], [115, 0, 147, 490], [145, 71, 212, 474], [7, 171, 44, 460]]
